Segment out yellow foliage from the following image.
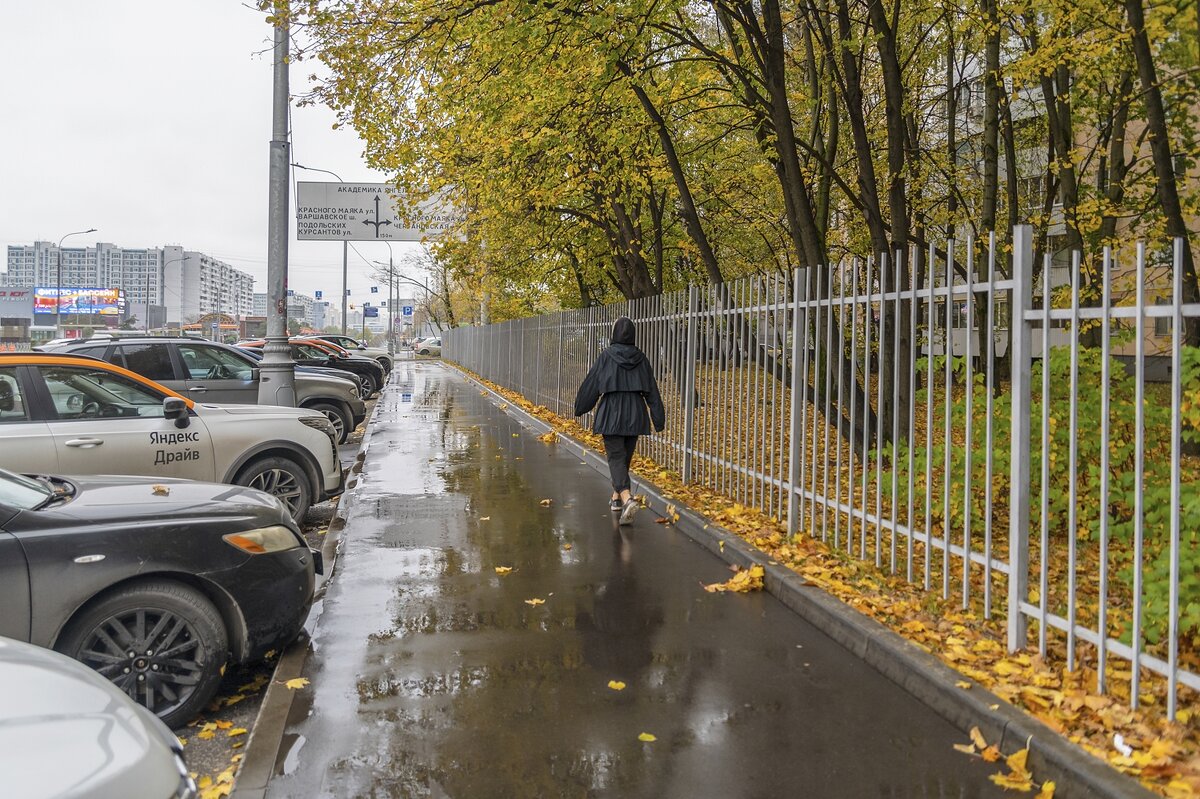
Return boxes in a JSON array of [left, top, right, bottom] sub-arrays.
[[704, 564, 765, 593]]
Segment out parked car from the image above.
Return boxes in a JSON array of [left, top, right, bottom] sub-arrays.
[[0, 467, 317, 727], [234, 345, 368, 402], [0, 636, 196, 798], [39, 337, 365, 444], [313, 333, 394, 373], [0, 352, 342, 521], [238, 338, 386, 397], [414, 337, 442, 356]]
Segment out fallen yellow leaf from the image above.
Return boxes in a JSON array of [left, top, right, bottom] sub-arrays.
[[1036, 781, 1055, 799], [494, 566, 513, 575], [638, 732, 657, 742], [197, 729, 215, 741], [227, 728, 247, 738], [989, 772, 1033, 792], [608, 680, 626, 691], [214, 720, 233, 730], [284, 677, 309, 690], [956, 680, 972, 690], [981, 745, 1002, 762], [953, 743, 977, 755], [539, 498, 553, 506], [480, 516, 491, 521], [1006, 744, 1030, 775], [562, 543, 573, 551], [969, 726, 988, 750], [524, 598, 545, 606], [152, 484, 170, 496], [704, 564, 765, 593], [197, 776, 213, 789]]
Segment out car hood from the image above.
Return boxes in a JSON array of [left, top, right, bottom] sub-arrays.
[[0, 637, 184, 799], [194, 402, 324, 421], [29, 475, 290, 527]]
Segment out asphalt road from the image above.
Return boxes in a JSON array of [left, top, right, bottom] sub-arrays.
[[260, 361, 1009, 798]]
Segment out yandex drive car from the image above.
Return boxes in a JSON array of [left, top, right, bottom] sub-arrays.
[[0, 352, 342, 521]]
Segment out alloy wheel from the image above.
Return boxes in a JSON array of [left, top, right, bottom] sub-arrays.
[[75, 608, 205, 717], [247, 467, 304, 517], [321, 408, 346, 442]]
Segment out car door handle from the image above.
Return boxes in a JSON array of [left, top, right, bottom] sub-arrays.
[[191, 386, 208, 393], [65, 438, 104, 448]]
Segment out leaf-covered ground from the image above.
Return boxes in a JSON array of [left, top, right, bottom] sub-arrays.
[[470, 371, 1200, 798]]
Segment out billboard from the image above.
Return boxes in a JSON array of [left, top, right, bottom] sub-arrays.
[[296, 182, 461, 242], [34, 287, 125, 315]]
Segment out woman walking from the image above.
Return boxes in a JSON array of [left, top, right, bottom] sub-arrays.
[[574, 317, 666, 525]]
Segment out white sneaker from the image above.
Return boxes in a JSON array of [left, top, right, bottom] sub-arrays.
[[618, 499, 639, 526]]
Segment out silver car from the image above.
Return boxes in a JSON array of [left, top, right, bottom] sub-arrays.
[[0, 636, 196, 799]]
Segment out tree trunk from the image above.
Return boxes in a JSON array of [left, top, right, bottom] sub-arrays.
[[1125, 0, 1199, 343]]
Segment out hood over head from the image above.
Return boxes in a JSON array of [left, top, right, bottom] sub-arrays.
[[611, 317, 636, 345], [606, 318, 643, 370]]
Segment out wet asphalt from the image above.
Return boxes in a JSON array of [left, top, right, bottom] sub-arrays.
[[264, 361, 1009, 799]]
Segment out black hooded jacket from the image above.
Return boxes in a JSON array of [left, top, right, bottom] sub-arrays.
[[573, 318, 666, 436]]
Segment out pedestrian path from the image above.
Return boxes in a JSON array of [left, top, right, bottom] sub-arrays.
[[263, 361, 1007, 798]]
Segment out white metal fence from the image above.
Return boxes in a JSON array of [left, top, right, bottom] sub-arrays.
[[446, 226, 1198, 720]]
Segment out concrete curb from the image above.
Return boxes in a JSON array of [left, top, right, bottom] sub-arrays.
[[231, 385, 389, 799], [453, 365, 1154, 799]]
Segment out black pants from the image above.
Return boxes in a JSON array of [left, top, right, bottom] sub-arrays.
[[602, 435, 638, 494]]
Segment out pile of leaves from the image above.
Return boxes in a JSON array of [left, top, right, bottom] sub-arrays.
[[468, 369, 1200, 797]]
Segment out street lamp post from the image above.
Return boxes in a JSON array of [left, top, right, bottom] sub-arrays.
[[55, 228, 97, 335], [151, 255, 186, 333], [258, 16, 296, 407], [291, 163, 349, 334]]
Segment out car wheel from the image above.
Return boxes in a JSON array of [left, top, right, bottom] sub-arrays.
[[419, 349, 430, 355], [376, 356, 392, 373], [235, 455, 313, 522], [57, 580, 227, 729], [306, 401, 350, 444], [360, 372, 379, 396]]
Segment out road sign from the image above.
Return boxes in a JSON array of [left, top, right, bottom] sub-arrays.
[[402, 305, 414, 317], [295, 182, 461, 241], [315, 290, 323, 300], [210, 322, 218, 333], [370, 286, 378, 293], [363, 306, 379, 318]]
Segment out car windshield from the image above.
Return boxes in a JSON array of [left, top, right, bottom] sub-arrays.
[[0, 468, 53, 510]]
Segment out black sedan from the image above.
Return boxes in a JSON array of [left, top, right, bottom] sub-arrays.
[[0, 468, 319, 727]]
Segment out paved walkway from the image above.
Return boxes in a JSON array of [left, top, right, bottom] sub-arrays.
[[264, 361, 1007, 798]]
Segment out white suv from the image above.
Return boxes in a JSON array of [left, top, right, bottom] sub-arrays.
[[0, 353, 342, 521]]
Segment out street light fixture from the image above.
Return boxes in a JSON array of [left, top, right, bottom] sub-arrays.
[[291, 162, 349, 335], [55, 228, 97, 335]]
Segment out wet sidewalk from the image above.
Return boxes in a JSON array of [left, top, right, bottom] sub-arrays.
[[262, 361, 1008, 798]]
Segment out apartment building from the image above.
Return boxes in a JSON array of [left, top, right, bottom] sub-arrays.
[[4, 241, 255, 327]]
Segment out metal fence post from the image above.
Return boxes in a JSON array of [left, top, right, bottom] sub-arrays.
[[681, 284, 699, 483], [1007, 225, 1033, 651], [787, 267, 805, 536]]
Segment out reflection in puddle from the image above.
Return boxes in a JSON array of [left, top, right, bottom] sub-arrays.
[[278, 733, 306, 776]]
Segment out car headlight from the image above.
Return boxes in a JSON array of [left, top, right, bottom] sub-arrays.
[[300, 414, 338, 445], [223, 525, 302, 554]]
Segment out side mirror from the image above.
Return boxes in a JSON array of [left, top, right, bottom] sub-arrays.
[[357, 345, 367, 351], [163, 396, 190, 429]]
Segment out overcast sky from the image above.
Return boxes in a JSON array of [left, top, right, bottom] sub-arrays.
[[0, 0, 427, 302]]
